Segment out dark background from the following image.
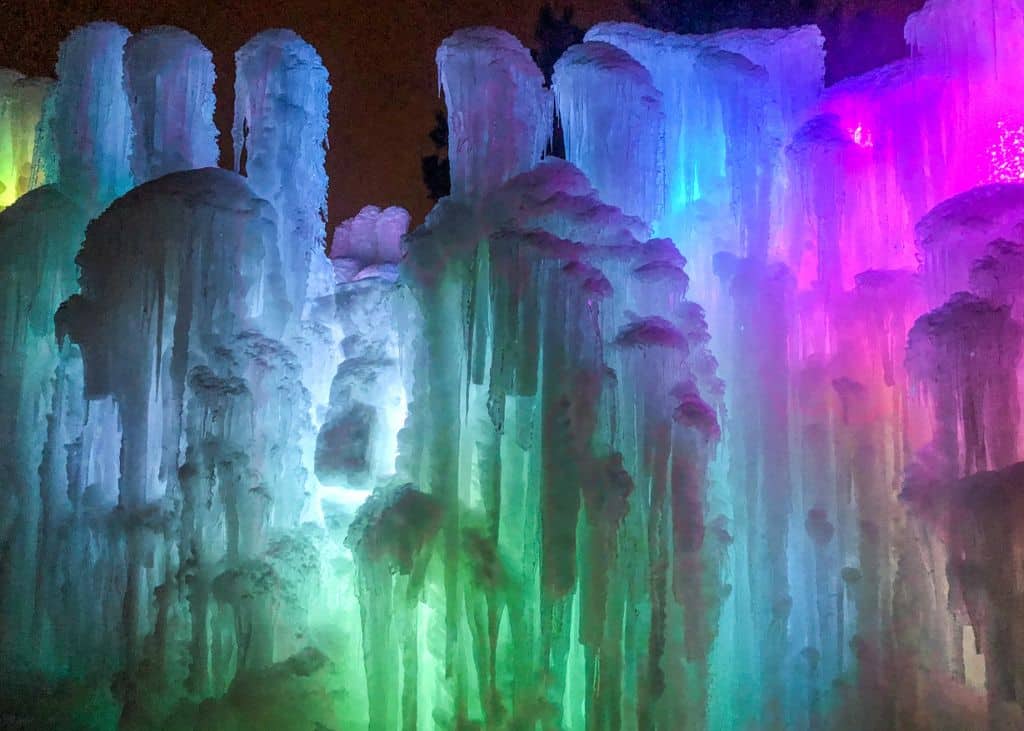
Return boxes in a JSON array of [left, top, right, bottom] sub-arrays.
[[0, 0, 923, 229]]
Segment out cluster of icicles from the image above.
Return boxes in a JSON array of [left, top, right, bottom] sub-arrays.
[[3, 0, 1024, 728]]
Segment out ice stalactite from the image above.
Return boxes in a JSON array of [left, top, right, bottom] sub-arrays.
[[552, 41, 665, 224], [969, 238, 1024, 319], [709, 254, 798, 729], [785, 114, 873, 292], [918, 462, 1024, 729], [123, 27, 218, 185], [907, 293, 1022, 480], [0, 70, 51, 209], [904, 0, 1024, 119], [436, 28, 552, 198]]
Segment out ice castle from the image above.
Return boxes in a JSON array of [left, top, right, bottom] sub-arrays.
[[4, 2, 1024, 728]]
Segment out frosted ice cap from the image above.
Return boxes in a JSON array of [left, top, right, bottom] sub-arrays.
[[329, 204, 410, 272]]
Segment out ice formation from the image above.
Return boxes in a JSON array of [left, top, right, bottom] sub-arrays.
[[0, 70, 50, 209], [123, 27, 218, 184], [6, 0, 1024, 728], [436, 28, 552, 197]]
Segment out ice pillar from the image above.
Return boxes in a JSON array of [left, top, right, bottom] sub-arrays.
[[124, 26, 218, 184], [436, 28, 552, 197], [553, 41, 665, 224], [233, 29, 332, 306], [38, 21, 134, 214]]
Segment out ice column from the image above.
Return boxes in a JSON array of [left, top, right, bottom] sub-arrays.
[[55, 168, 321, 720], [0, 21, 134, 683], [234, 30, 333, 306], [37, 22, 134, 214], [552, 41, 665, 224], [0, 186, 89, 678], [436, 28, 552, 197], [0, 71, 51, 209], [123, 27, 218, 184]]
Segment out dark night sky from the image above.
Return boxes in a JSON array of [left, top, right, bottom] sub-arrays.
[[0, 0, 921, 230]]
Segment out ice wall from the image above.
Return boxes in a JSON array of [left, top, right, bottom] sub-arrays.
[[357, 158, 722, 729], [436, 28, 552, 197], [123, 27, 218, 184]]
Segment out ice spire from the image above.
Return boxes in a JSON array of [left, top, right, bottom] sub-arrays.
[[436, 27, 552, 197], [123, 26, 218, 184]]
